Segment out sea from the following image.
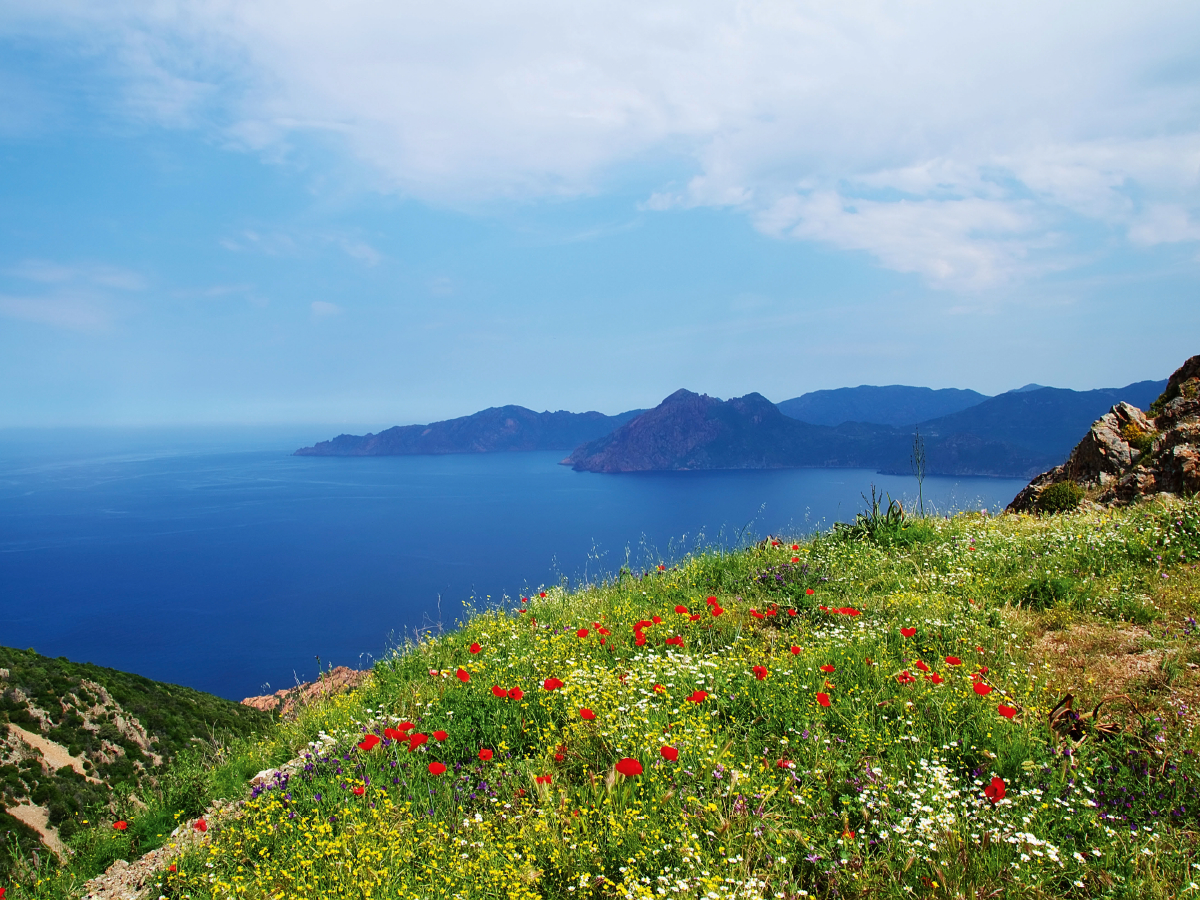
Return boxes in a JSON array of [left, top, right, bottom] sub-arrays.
[[0, 427, 1027, 700]]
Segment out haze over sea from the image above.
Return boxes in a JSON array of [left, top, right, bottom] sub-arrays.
[[0, 427, 1025, 700]]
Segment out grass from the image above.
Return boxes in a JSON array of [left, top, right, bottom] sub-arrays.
[[9, 496, 1200, 899]]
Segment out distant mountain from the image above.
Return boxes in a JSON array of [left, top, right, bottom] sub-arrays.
[[563, 379, 1170, 478], [776, 385, 989, 426], [295, 405, 644, 456]]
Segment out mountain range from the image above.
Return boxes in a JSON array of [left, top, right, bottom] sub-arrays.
[[295, 379, 1168, 478]]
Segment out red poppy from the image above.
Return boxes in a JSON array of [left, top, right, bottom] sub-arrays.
[[543, 677, 564, 691], [897, 671, 916, 685], [997, 705, 1018, 719], [977, 665, 989, 674], [790, 645, 801, 655], [660, 745, 679, 762], [687, 690, 708, 703], [615, 757, 643, 777], [688, 613, 702, 622], [787, 608, 797, 616], [657, 565, 665, 571], [479, 748, 494, 761], [554, 746, 566, 762], [358, 734, 380, 751], [791, 556, 800, 562], [753, 665, 768, 680], [576, 628, 589, 638], [837, 607, 861, 616], [352, 785, 365, 796], [776, 759, 794, 769], [707, 596, 718, 604], [710, 606, 724, 617], [398, 721, 415, 732], [384, 727, 405, 741], [653, 683, 666, 693], [428, 762, 447, 776], [491, 685, 507, 698], [805, 588, 815, 595], [984, 776, 1006, 804], [973, 682, 993, 696], [945, 656, 962, 666], [914, 660, 930, 673], [113, 820, 128, 830], [408, 733, 428, 751], [456, 668, 470, 683], [652, 615, 662, 624], [599, 638, 606, 645], [168, 865, 176, 873], [634, 632, 647, 646], [580, 708, 596, 720], [819, 664, 835, 673], [536, 774, 552, 784], [666, 636, 684, 647], [928, 673, 945, 684], [816, 692, 831, 707], [193, 818, 207, 833], [433, 730, 448, 741], [818, 605, 829, 611], [791, 543, 799, 550], [508, 687, 524, 701], [469, 643, 482, 654], [750, 610, 765, 619], [900, 627, 917, 638], [635, 620, 653, 630]]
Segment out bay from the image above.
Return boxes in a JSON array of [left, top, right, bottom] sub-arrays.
[[0, 427, 1026, 699]]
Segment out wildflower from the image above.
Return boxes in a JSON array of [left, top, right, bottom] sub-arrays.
[[492, 685, 507, 698], [634, 620, 653, 629], [928, 673, 945, 685], [753, 665, 768, 680], [751, 609, 765, 619], [398, 721, 415, 732], [666, 636, 684, 647], [998, 705, 1017, 719], [973, 683, 993, 696], [580, 708, 597, 720], [384, 727, 405, 741], [945, 656, 962, 666], [707, 596, 718, 605], [791, 556, 800, 562], [479, 748, 494, 761], [900, 627, 917, 637], [469, 643, 481, 654], [819, 664, 835, 673], [816, 692, 831, 707], [687, 690, 709, 703], [787, 608, 797, 616], [358, 734, 380, 751], [711, 605, 724, 617], [897, 671, 916, 685], [508, 686, 524, 701], [806, 588, 815, 595], [914, 660, 930, 673], [352, 786, 366, 796], [616, 758, 644, 777], [193, 818, 207, 833], [660, 745, 679, 762], [456, 668, 470, 683], [576, 628, 589, 638], [539, 591, 546, 597], [791, 645, 801, 655], [837, 607, 860, 616], [657, 565, 665, 571], [984, 776, 1006, 804], [543, 677, 564, 691], [433, 730, 448, 741], [652, 615, 662, 624], [536, 774, 553, 784], [634, 632, 647, 646], [408, 733, 428, 752], [428, 762, 447, 776], [688, 613, 702, 622], [113, 821, 128, 831], [776, 759, 794, 769]]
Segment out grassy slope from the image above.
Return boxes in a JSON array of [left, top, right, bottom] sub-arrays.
[[13, 497, 1200, 899]]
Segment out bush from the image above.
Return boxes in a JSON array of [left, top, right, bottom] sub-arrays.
[[1121, 422, 1157, 453], [1018, 574, 1079, 611], [1036, 480, 1084, 514]]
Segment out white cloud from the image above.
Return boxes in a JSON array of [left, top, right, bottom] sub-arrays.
[[7, 0, 1200, 288], [0, 293, 110, 330]]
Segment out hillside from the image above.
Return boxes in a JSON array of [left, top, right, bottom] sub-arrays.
[[776, 384, 989, 426], [295, 406, 642, 456], [0, 647, 271, 879], [26, 496, 1199, 900]]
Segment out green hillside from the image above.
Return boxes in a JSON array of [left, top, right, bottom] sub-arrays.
[[9, 496, 1200, 899]]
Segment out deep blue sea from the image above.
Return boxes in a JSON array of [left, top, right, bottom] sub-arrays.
[[0, 427, 1026, 700]]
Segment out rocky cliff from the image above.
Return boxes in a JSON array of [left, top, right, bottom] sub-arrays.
[[1007, 355, 1200, 512]]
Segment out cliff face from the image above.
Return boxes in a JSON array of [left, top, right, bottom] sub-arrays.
[[296, 406, 642, 456], [1008, 356, 1200, 512]]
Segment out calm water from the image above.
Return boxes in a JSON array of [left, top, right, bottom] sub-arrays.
[[0, 427, 1026, 699]]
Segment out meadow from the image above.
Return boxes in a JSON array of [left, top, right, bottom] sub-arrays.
[[11, 495, 1200, 899]]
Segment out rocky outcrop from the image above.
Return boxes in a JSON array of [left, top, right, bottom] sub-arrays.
[[1008, 355, 1199, 512], [240, 666, 369, 718]]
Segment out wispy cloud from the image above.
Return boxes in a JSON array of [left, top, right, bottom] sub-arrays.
[[7, 0, 1200, 289], [310, 300, 342, 318]]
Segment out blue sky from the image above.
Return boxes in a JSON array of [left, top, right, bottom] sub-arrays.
[[1, 1, 1198, 427]]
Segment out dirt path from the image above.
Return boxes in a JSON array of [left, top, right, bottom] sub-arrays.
[[5, 802, 66, 858], [7, 723, 101, 783]]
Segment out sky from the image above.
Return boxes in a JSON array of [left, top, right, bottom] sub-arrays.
[[1, 1, 1198, 428]]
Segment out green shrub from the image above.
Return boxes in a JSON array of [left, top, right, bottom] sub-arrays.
[[1121, 422, 1157, 453], [1036, 480, 1084, 514], [1018, 574, 1079, 611]]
